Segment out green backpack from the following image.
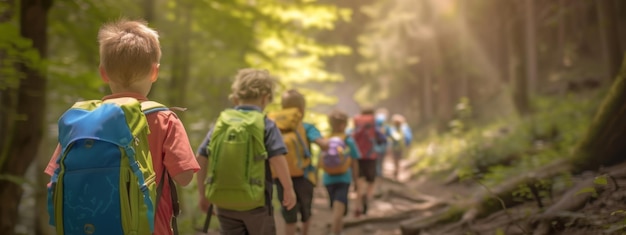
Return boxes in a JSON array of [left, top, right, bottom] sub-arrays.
[[205, 109, 267, 211]]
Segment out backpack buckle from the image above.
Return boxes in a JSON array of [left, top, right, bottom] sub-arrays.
[[254, 154, 266, 161], [249, 178, 262, 186]]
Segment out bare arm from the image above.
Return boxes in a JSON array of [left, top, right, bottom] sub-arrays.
[[195, 155, 212, 212], [195, 155, 208, 195], [269, 155, 296, 210], [269, 156, 293, 191], [314, 138, 329, 151]]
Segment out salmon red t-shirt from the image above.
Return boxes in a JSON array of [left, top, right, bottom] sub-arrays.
[[44, 92, 200, 235]]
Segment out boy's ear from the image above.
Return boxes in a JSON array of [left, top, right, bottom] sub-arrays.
[[150, 63, 160, 82], [99, 66, 110, 83], [231, 97, 240, 105]]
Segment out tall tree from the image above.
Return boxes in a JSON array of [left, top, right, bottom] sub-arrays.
[[317, 0, 375, 116], [596, 0, 622, 81], [509, 1, 530, 115], [0, 0, 51, 234], [524, 0, 538, 94], [572, 55, 626, 171], [167, 0, 192, 121]]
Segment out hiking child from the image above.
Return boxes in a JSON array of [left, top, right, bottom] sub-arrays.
[[196, 68, 296, 235], [389, 114, 411, 180], [352, 106, 387, 217], [321, 109, 361, 235], [269, 89, 329, 235], [374, 108, 393, 178], [45, 19, 200, 235]]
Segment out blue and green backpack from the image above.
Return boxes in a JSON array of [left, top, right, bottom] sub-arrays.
[[47, 97, 169, 235], [204, 109, 267, 211]]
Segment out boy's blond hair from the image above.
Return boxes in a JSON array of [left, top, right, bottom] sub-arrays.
[[229, 68, 276, 102], [281, 89, 306, 111], [328, 109, 348, 132], [98, 19, 161, 87]]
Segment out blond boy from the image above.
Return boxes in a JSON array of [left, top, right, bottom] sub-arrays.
[[196, 69, 296, 235], [45, 19, 200, 235]]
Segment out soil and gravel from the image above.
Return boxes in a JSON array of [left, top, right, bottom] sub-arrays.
[[202, 154, 626, 235]]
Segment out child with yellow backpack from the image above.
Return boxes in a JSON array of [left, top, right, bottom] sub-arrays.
[[320, 110, 361, 235], [268, 89, 328, 235]]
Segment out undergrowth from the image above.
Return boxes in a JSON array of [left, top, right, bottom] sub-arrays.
[[409, 89, 604, 187]]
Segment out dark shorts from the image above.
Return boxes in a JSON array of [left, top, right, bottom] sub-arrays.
[[326, 183, 350, 216], [358, 159, 377, 183], [216, 206, 275, 235], [375, 155, 384, 176], [275, 176, 314, 223]]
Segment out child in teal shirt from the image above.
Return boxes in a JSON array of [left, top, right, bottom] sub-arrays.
[[323, 110, 361, 235]]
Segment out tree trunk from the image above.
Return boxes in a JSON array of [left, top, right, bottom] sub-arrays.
[[167, 1, 191, 120], [315, 0, 376, 116], [596, 0, 622, 81], [524, 0, 538, 93], [558, 0, 567, 67], [572, 55, 626, 171], [422, 68, 433, 123], [0, 0, 51, 234], [508, 0, 530, 115]]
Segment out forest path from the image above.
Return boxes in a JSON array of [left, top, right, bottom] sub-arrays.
[[273, 155, 474, 235]]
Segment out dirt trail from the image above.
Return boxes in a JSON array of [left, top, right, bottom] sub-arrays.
[[272, 156, 473, 235]]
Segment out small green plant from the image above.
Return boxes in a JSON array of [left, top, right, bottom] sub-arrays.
[[575, 175, 610, 198], [449, 97, 473, 135]]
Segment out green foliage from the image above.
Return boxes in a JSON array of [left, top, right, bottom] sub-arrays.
[[247, 2, 351, 88], [0, 21, 43, 90], [594, 175, 608, 186], [0, 174, 35, 188], [512, 179, 552, 202], [576, 187, 598, 198], [449, 97, 473, 135], [575, 174, 610, 198], [411, 90, 602, 185]]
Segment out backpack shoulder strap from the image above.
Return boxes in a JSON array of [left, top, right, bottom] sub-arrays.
[[294, 124, 311, 158], [143, 100, 180, 235], [141, 101, 169, 115]]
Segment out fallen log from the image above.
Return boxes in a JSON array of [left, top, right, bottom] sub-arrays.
[[530, 161, 626, 234], [399, 206, 466, 235], [533, 178, 595, 221], [400, 158, 571, 235], [386, 189, 442, 204]]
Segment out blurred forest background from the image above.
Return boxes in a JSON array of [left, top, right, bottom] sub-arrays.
[[1, 0, 625, 234]]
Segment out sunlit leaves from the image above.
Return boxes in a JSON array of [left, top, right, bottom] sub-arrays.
[[248, 29, 348, 84], [576, 187, 598, 198], [259, 3, 350, 30], [594, 175, 608, 185], [244, 1, 350, 92]]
